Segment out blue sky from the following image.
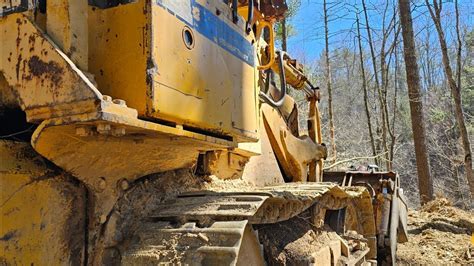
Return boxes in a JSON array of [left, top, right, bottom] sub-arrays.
[[284, 0, 474, 64]]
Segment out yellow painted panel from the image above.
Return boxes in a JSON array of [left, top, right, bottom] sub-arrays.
[[0, 141, 48, 201], [1, 177, 86, 265], [149, 0, 258, 141], [87, 1, 149, 115], [86, 0, 258, 142], [0, 14, 101, 115], [0, 141, 86, 265]]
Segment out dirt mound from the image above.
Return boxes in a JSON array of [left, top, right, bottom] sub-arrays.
[[397, 197, 474, 265]]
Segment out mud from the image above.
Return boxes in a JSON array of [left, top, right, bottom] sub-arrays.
[[104, 173, 474, 265], [257, 213, 338, 265], [101, 169, 208, 263]]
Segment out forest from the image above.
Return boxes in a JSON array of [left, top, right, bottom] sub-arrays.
[[278, 0, 473, 208]]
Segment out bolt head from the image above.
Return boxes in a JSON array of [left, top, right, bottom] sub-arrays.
[[98, 178, 107, 190], [112, 127, 126, 137], [112, 99, 126, 106], [120, 179, 129, 190], [103, 95, 112, 102], [97, 124, 111, 134]]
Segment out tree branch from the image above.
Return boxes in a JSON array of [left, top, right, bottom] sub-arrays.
[[323, 152, 388, 170]]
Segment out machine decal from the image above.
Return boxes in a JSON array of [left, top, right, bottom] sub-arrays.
[[156, 0, 255, 66]]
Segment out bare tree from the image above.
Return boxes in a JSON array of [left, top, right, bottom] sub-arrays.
[[356, 12, 377, 163], [390, 40, 400, 171], [323, 0, 337, 162], [426, 0, 474, 199], [398, 0, 433, 204], [361, 0, 389, 168], [455, 0, 462, 91], [379, 2, 401, 170], [419, 21, 434, 90]]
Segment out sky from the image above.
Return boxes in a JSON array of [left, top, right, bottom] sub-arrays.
[[284, 0, 474, 65]]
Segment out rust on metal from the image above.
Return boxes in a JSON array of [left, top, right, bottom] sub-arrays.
[[27, 55, 64, 86]]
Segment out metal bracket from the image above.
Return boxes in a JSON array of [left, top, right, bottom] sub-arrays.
[[246, 0, 254, 34], [88, 0, 136, 9], [0, 0, 34, 17], [232, 0, 239, 23]]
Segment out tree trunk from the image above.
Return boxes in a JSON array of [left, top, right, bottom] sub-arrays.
[[378, 1, 396, 171], [379, 48, 390, 170], [356, 13, 377, 163], [281, 18, 287, 52], [454, 0, 467, 205], [362, 0, 384, 167], [390, 41, 400, 171], [426, 27, 433, 90], [385, 25, 401, 169], [323, 0, 336, 162], [426, 0, 474, 200], [455, 0, 462, 90], [398, 0, 433, 204]]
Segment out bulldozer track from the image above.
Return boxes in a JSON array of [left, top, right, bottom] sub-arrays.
[[122, 220, 262, 265], [150, 183, 366, 224], [122, 183, 376, 265]]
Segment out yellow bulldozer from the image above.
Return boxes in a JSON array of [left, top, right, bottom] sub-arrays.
[[0, 0, 408, 265]]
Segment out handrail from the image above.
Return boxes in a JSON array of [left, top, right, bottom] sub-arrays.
[[259, 51, 287, 107], [256, 20, 275, 70], [246, 0, 254, 34], [232, 0, 238, 23]]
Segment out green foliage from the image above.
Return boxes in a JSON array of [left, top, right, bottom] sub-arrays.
[[275, 0, 301, 47], [275, 23, 297, 39], [429, 107, 447, 123], [396, 95, 414, 142]]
